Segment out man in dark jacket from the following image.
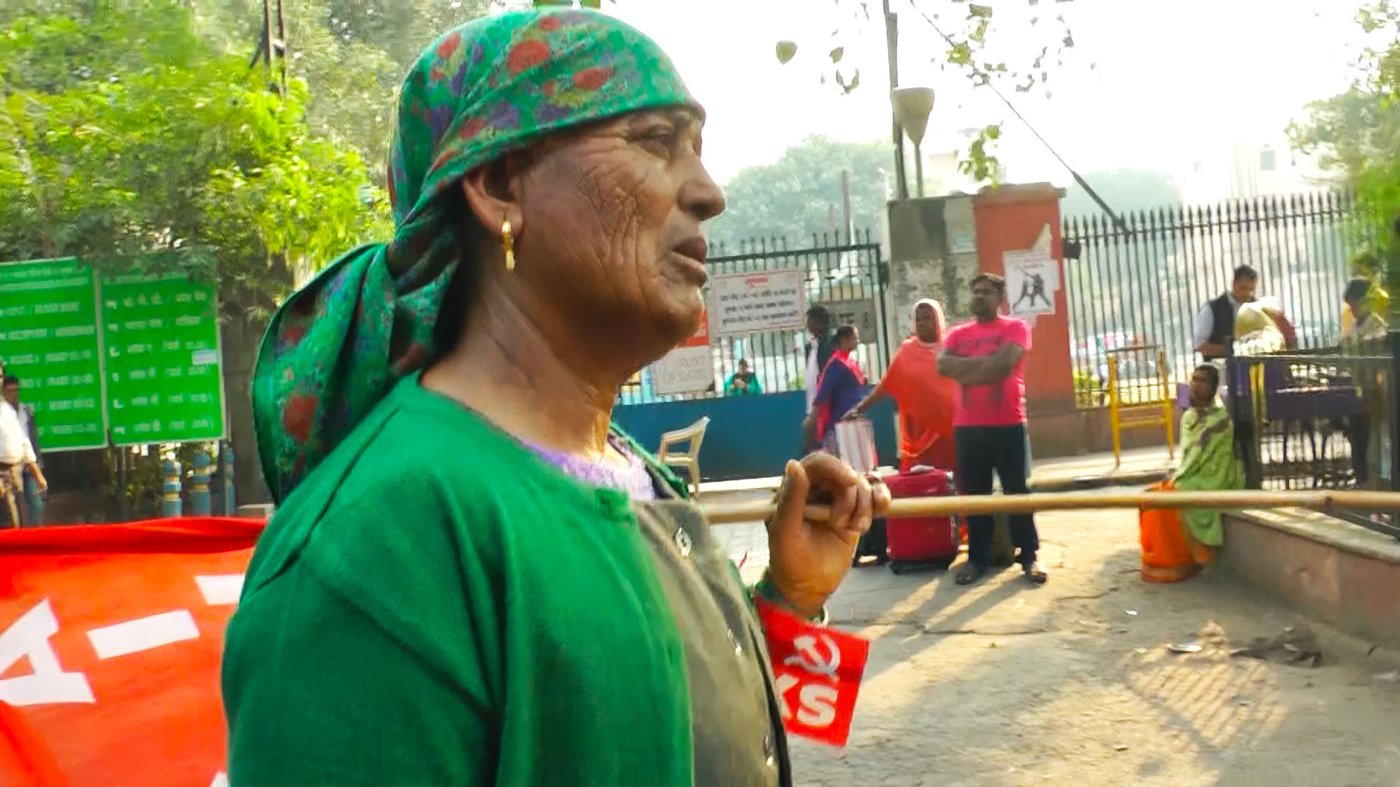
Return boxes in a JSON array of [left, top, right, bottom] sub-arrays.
[[1193, 265, 1258, 360]]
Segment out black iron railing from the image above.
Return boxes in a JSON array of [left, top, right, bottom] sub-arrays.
[[1064, 191, 1379, 409], [1226, 338, 1400, 539], [617, 231, 889, 405]]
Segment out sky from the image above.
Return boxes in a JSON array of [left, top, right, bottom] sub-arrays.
[[608, 0, 1375, 187]]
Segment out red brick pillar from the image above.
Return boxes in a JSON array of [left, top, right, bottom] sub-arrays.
[[972, 183, 1079, 453]]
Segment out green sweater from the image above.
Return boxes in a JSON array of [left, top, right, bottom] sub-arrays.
[[223, 378, 789, 785]]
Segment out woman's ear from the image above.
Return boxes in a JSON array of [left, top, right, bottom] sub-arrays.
[[460, 155, 526, 243]]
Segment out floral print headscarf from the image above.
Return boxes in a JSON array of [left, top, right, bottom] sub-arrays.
[[252, 9, 695, 502]]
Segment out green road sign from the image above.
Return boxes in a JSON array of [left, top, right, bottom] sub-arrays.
[[100, 269, 225, 446], [0, 259, 107, 451]]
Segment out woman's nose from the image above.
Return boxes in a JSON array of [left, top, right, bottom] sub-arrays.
[[680, 161, 725, 222]]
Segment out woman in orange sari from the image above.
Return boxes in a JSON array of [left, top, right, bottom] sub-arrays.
[[1140, 363, 1244, 582], [845, 299, 958, 471]]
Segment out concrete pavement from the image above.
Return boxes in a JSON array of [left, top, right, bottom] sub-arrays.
[[717, 497, 1400, 785]]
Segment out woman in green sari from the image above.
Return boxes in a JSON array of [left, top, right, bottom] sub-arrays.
[[221, 9, 885, 786], [1140, 364, 1243, 581]]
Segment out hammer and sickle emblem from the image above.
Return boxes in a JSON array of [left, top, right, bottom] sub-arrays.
[[782, 633, 841, 678]]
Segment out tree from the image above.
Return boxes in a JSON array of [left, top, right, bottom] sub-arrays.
[[188, 0, 493, 180], [708, 136, 891, 246], [0, 0, 388, 301], [1290, 1, 1400, 260], [0, 0, 395, 507], [774, 0, 1080, 184]]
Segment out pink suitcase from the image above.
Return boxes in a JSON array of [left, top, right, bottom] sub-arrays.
[[882, 467, 960, 574]]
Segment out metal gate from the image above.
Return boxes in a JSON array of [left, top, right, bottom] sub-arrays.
[[1063, 191, 1374, 406], [618, 230, 889, 404]]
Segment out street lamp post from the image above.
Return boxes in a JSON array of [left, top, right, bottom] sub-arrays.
[[881, 0, 910, 201]]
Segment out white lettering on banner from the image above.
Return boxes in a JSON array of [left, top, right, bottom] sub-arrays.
[[212, 772, 229, 787], [0, 600, 96, 706], [773, 674, 839, 729], [87, 610, 200, 660], [196, 574, 245, 606], [794, 684, 839, 727], [708, 269, 807, 337]]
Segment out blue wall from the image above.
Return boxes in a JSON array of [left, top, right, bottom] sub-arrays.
[[615, 391, 898, 481]]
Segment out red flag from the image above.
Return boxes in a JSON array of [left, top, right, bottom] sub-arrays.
[[0, 518, 262, 787], [755, 598, 870, 747], [1, 517, 870, 785]]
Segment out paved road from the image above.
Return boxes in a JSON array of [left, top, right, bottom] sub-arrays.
[[713, 499, 1400, 786]]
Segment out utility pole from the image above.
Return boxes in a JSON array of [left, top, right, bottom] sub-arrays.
[[841, 169, 853, 239], [253, 0, 288, 95], [882, 0, 909, 201]]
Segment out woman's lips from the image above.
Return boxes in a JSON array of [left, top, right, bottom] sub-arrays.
[[670, 237, 709, 284], [673, 237, 708, 264]]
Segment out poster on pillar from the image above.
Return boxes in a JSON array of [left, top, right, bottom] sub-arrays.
[[1003, 250, 1059, 319], [650, 308, 714, 396]]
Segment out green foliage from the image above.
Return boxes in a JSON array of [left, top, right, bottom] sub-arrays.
[[1073, 369, 1104, 409], [708, 136, 892, 246], [773, 0, 1079, 187], [188, 0, 493, 180], [0, 0, 393, 308], [1290, 0, 1400, 282]]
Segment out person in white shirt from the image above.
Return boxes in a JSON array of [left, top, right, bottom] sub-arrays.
[[1192, 265, 1257, 361], [4, 374, 46, 525], [0, 364, 46, 528]]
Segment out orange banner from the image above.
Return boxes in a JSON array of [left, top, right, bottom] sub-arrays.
[[1, 516, 869, 785], [0, 518, 263, 787]]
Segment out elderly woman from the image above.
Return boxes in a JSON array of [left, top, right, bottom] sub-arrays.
[[844, 299, 957, 472], [221, 9, 885, 786]]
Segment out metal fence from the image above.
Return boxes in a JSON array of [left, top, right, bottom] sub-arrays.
[[1064, 191, 1376, 407], [1228, 344, 1399, 540], [617, 231, 890, 405]]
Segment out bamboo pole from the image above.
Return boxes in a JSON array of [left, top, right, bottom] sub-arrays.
[[701, 489, 1400, 525]]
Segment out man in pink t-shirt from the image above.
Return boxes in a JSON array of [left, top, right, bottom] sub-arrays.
[[938, 273, 1046, 586]]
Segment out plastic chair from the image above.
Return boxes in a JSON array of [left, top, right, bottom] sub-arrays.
[[658, 416, 710, 496]]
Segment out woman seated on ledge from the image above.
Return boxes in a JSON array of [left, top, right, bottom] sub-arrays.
[[1140, 363, 1244, 582]]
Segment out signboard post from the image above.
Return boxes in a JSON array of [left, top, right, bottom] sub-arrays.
[[100, 271, 226, 446], [651, 308, 713, 396], [1, 257, 228, 454], [0, 259, 107, 450], [708, 269, 807, 337]]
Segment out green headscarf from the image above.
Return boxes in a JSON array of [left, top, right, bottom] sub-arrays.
[[253, 9, 695, 503]]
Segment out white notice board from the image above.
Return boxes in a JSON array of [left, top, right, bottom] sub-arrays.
[[708, 269, 807, 337], [651, 345, 713, 395]]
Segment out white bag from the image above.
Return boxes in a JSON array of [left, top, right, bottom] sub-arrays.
[[831, 418, 879, 474]]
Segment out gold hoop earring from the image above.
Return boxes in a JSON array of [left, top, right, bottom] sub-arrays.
[[501, 218, 515, 272]]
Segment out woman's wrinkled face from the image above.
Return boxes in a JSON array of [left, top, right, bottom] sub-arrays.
[[515, 107, 723, 351]]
